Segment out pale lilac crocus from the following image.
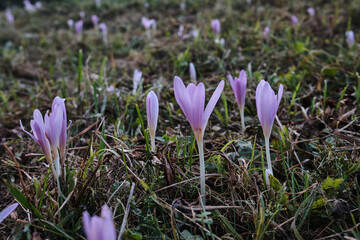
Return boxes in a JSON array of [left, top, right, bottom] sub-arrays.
[[211, 19, 220, 35], [80, 11, 85, 19], [346, 30, 355, 48], [180, 1, 186, 10], [67, 19, 74, 29], [141, 17, 156, 39], [178, 25, 184, 38], [91, 15, 99, 28], [0, 203, 18, 224], [132, 69, 142, 94], [256, 80, 283, 185], [24, 0, 36, 13], [228, 70, 247, 131], [291, 15, 298, 28], [83, 205, 116, 240], [189, 62, 196, 83], [98, 23, 108, 45], [174, 76, 224, 205], [75, 20, 83, 40], [35, 2, 42, 9], [5, 8, 14, 26], [263, 26, 270, 40], [146, 91, 159, 152], [307, 7, 315, 17], [20, 97, 67, 180]]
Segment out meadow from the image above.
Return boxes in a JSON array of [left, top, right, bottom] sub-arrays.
[[0, 0, 360, 239]]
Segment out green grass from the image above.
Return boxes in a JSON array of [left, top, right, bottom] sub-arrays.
[[1, 0, 360, 239]]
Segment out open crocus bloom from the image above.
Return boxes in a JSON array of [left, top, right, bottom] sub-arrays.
[[83, 205, 116, 240], [174, 76, 224, 143], [146, 91, 159, 151], [256, 80, 283, 139], [141, 17, 156, 29], [20, 97, 67, 179]]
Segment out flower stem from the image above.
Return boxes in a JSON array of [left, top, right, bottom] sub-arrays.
[[150, 135, 156, 152], [197, 140, 206, 206], [240, 107, 245, 132], [265, 136, 272, 174]]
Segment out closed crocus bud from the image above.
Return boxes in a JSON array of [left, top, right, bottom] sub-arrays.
[[132, 69, 142, 94], [189, 62, 196, 83], [51, 97, 67, 161], [67, 19, 74, 29], [75, 20, 83, 38], [291, 15, 298, 27], [211, 19, 220, 35], [256, 80, 283, 140], [0, 203, 18, 224], [228, 70, 247, 131], [178, 25, 184, 37], [263, 26, 270, 40], [80, 11, 85, 19], [83, 205, 116, 240], [146, 91, 159, 152], [307, 7, 315, 17], [91, 15, 99, 27], [346, 30, 355, 48], [6, 8, 14, 26], [98, 23, 108, 44]]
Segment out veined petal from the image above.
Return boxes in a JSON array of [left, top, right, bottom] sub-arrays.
[[186, 83, 197, 101], [201, 80, 224, 131]]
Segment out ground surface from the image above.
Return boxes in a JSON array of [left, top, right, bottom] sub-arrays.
[[0, 0, 360, 239]]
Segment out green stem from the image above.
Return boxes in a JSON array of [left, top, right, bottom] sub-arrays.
[[240, 107, 245, 132], [265, 136, 272, 174], [197, 140, 206, 206]]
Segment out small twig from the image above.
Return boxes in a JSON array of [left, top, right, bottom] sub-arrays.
[[119, 182, 135, 240]]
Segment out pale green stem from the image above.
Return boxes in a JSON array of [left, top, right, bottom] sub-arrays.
[[52, 148, 62, 198], [240, 107, 245, 132], [146, 29, 151, 40], [265, 136, 272, 174], [197, 140, 206, 206], [150, 134, 156, 152]]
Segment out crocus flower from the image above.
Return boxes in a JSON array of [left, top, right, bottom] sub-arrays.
[[256, 80, 283, 184], [189, 62, 196, 83], [80, 11, 85, 19], [291, 15, 298, 27], [228, 70, 247, 131], [263, 26, 270, 40], [346, 30, 355, 48], [67, 19, 74, 29], [174, 76, 224, 205], [307, 7, 315, 17], [83, 205, 116, 240], [178, 25, 184, 38], [180, 1, 186, 10], [192, 29, 199, 38], [211, 19, 220, 35], [141, 17, 156, 39], [24, 0, 36, 12], [75, 20, 83, 40], [132, 69, 142, 94], [5, 8, 14, 26], [91, 15, 99, 27], [146, 91, 159, 152], [20, 97, 67, 180], [98, 23, 108, 45], [0, 203, 18, 224], [35, 2, 42, 9]]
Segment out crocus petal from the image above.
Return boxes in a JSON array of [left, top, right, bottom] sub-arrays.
[[101, 205, 117, 240], [174, 76, 192, 121], [255, 80, 266, 127], [186, 83, 197, 100], [238, 70, 247, 108], [20, 120, 38, 144], [191, 83, 205, 137], [82, 211, 91, 238], [201, 80, 224, 130], [0, 203, 18, 224], [189, 63, 196, 82]]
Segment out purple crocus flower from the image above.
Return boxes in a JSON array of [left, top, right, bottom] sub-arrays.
[[98, 23, 108, 44], [211, 19, 220, 35], [346, 30, 355, 48], [189, 63, 196, 83], [174, 76, 224, 204], [141, 17, 155, 29], [83, 205, 116, 240], [67, 19, 74, 29], [178, 25, 184, 38], [5, 8, 14, 26], [228, 70, 247, 131], [291, 15, 298, 27], [20, 97, 67, 179], [146, 91, 159, 152], [132, 69, 142, 94], [307, 7, 315, 17], [24, 0, 36, 12], [256, 80, 283, 184], [180, 1, 186, 10], [91, 15, 99, 27], [80, 11, 85, 19], [263, 26, 270, 40], [0, 203, 18, 224], [35, 2, 42, 9], [75, 20, 83, 39]]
